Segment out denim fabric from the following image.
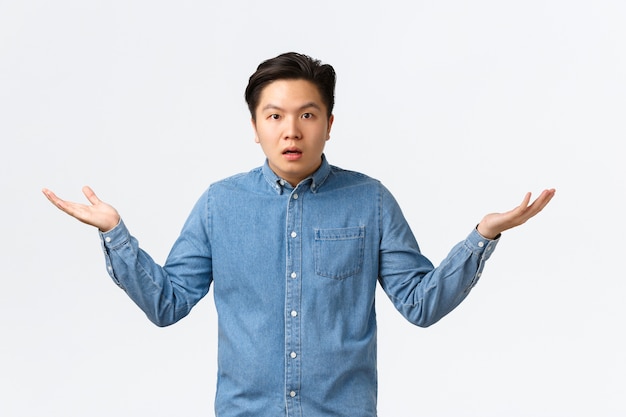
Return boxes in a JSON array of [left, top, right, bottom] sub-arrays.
[[100, 155, 498, 417]]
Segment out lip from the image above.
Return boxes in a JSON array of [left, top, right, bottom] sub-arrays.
[[282, 147, 303, 161]]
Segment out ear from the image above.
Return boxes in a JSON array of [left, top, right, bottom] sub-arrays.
[[326, 114, 334, 141], [251, 118, 260, 143]]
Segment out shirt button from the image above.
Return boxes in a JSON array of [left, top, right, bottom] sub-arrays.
[[293, 193, 299, 199], [478, 241, 484, 248], [105, 237, 111, 243], [290, 351, 297, 359], [291, 231, 297, 238], [290, 310, 298, 317], [290, 391, 297, 398], [291, 272, 297, 279]]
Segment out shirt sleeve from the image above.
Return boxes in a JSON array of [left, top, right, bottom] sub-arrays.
[[377, 186, 499, 327], [99, 191, 213, 327]]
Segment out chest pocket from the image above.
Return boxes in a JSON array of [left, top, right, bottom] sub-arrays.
[[314, 226, 365, 280]]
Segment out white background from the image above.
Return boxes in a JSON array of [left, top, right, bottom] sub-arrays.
[[1, 1, 624, 416]]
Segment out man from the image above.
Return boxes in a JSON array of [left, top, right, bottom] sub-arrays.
[[43, 52, 555, 417]]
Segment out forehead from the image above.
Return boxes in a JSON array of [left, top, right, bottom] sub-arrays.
[[257, 79, 325, 110]]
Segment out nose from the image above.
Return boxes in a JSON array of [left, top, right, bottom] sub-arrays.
[[283, 116, 302, 140]]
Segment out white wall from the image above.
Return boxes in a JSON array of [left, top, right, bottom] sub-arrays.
[[1, 1, 624, 416]]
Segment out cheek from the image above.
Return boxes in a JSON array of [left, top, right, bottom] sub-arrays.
[[253, 125, 268, 144]]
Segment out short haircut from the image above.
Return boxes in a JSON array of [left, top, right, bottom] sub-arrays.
[[245, 52, 336, 120]]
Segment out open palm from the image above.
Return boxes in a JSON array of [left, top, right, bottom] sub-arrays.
[[42, 186, 120, 232], [477, 189, 556, 239]]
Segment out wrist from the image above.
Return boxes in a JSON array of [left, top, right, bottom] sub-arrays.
[[476, 223, 500, 240], [99, 215, 121, 233]]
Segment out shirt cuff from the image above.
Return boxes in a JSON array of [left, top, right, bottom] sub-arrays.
[[466, 227, 499, 261], [99, 218, 130, 250]]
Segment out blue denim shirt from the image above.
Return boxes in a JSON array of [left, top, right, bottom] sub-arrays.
[[100, 155, 498, 417]]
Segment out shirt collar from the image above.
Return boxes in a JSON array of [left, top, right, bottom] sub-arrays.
[[262, 154, 331, 195]]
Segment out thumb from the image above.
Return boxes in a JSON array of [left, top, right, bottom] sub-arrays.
[[82, 185, 101, 206]]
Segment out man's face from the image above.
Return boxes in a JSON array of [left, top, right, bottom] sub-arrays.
[[252, 79, 334, 186]]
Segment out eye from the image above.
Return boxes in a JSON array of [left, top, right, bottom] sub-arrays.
[[301, 112, 313, 119], [269, 114, 280, 120]]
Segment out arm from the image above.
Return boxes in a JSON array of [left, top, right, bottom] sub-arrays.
[[378, 188, 555, 327], [42, 186, 212, 326]]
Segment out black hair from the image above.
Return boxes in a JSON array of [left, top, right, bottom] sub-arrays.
[[244, 52, 336, 120]]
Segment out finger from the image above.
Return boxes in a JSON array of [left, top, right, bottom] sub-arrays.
[[521, 189, 556, 220], [42, 188, 68, 211], [506, 192, 533, 219], [82, 185, 101, 206], [519, 192, 532, 209], [529, 189, 556, 212], [42, 189, 87, 220]]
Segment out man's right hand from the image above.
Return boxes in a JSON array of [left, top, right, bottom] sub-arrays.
[[42, 186, 121, 232]]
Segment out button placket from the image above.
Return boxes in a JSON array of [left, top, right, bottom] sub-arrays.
[[285, 187, 303, 415]]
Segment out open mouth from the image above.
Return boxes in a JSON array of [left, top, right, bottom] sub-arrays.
[[282, 148, 303, 160]]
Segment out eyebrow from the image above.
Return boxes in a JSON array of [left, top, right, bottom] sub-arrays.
[[261, 102, 322, 112]]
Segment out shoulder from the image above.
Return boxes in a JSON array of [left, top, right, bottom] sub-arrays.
[[324, 164, 401, 208], [188, 167, 266, 209], [329, 164, 380, 183], [325, 164, 383, 190], [207, 166, 264, 191]]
